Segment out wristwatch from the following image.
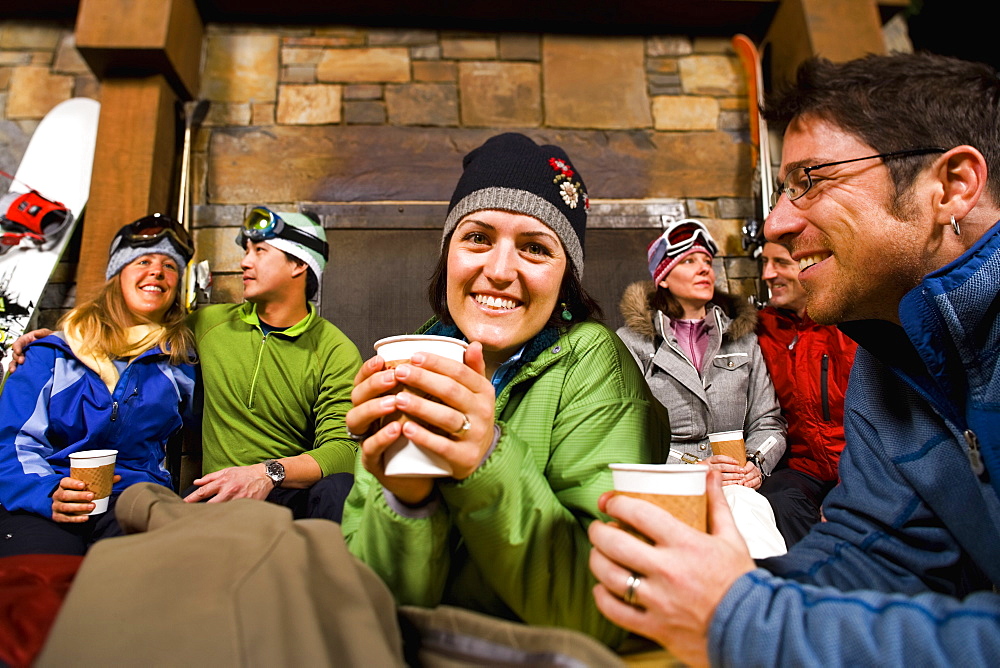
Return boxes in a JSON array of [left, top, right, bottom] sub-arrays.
[[262, 459, 285, 488]]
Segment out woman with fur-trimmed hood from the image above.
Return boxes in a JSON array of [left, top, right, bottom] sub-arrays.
[[616, 219, 786, 487]]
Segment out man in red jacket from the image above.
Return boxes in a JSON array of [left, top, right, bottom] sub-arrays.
[[756, 241, 857, 545]]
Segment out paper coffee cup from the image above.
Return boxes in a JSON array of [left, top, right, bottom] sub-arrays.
[[374, 335, 469, 477], [68, 449, 118, 515], [609, 463, 709, 532], [708, 430, 747, 466]]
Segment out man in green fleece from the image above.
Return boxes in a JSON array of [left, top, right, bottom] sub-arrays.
[[182, 209, 361, 519]]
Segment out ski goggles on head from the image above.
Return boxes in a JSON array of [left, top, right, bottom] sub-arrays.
[[647, 218, 719, 277], [110, 213, 194, 261], [238, 206, 329, 258]]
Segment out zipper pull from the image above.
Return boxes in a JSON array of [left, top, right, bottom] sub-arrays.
[[642, 352, 655, 376], [111, 400, 119, 422], [965, 430, 988, 480]]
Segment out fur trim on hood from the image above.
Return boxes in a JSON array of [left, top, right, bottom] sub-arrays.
[[619, 281, 757, 342]]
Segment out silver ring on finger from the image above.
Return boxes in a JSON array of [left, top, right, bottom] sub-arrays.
[[346, 426, 367, 442], [624, 573, 642, 607], [453, 413, 471, 437]]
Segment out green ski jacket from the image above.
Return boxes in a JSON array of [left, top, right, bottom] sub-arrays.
[[343, 320, 670, 648]]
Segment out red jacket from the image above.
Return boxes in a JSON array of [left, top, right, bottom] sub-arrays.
[[756, 307, 857, 482]]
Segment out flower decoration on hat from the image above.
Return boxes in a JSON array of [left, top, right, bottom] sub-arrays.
[[549, 157, 588, 210]]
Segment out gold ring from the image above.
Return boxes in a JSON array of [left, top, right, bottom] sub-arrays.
[[454, 413, 471, 437]]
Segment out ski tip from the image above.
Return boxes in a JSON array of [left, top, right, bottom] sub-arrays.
[[731, 34, 759, 58]]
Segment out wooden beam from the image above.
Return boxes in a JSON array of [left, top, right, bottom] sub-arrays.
[[75, 76, 178, 300], [765, 0, 886, 89], [75, 0, 203, 100]]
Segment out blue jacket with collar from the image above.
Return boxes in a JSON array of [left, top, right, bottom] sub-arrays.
[[0, 334, 195, 517], [709, 222, 1000, 666]]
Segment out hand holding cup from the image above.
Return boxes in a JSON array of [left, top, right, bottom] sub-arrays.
[[52, 450, 119, 521], [372, 335, 469, 478], [708, 430, 747, 465], [705, 430, 749, 486], [588, 470, 755, 666], [608, 463, 709, 534], [347, 354, 436, 506], [346, 337, 496, 505]]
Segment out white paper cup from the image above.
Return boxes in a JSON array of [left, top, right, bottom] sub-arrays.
[[68, 449, 118, 515], [609, 463, 709, 532], [374, 335, 469, 477], [708, 430, 747, 465]]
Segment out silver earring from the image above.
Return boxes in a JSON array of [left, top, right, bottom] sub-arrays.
[[951, 215, 961, 236]]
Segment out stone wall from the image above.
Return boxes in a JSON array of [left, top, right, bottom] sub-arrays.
[[1, 19, 763, 337], [193, 25, 762, 340]]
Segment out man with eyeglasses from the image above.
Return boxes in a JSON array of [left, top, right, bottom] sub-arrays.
[[589, 52, 1000, 665]]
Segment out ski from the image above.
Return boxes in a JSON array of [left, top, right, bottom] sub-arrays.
[[733, 34, 773, 258]]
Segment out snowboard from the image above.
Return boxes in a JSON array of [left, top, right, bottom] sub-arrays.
[[0, 97, 101, 376]]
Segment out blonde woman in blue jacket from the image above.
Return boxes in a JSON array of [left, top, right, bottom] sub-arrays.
[[0, 215, 195, 556]]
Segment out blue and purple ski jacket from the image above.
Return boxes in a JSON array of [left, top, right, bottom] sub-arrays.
[[0, 334, 195, 517]]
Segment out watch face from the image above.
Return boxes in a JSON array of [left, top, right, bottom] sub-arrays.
[[264, 460, 285, 485]]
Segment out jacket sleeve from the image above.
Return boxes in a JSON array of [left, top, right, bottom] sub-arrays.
[[711, 568, 1000, 666], [304, 331, 363, 476], [342, 464, 454, 605], [0, 345, 62, 516], [742, 334, 786, 473], [438, 332, 670, 648]]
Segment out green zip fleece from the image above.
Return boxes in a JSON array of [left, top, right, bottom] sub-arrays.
[[342, 320, 671, 648], [189, 302, 362, 476]]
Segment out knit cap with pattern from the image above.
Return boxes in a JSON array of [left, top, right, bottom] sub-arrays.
[[442, 132, 589, 279]]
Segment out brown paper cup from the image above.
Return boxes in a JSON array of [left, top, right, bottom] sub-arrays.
[[374, 335, 469, 477], [709, 430, 747, 466], [68, 449, 117, 515], [609, 463, 709, 533]]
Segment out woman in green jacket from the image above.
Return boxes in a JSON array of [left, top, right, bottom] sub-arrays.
[[342, 133, 670, 648]]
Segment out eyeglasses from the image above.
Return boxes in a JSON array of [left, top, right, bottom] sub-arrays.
[[110, 213, 194, 261], [769, 147, 947, 209], [238, 207, 329, 259]]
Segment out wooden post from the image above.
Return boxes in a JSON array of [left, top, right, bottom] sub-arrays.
[[78, 77, 179, 293], [73, 0, 202, 299], [766, 0, 889, 89]]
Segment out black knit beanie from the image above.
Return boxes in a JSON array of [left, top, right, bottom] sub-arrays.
[[442, 133, 589, 279]]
